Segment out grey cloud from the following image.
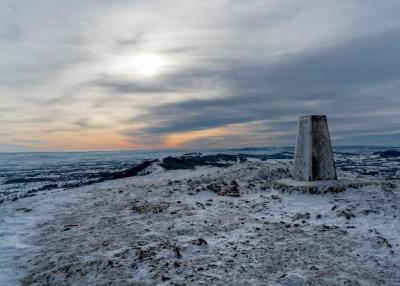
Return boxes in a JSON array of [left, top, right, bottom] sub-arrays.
[[1, 24, 22, 41], [116, 33, 144, 47], [94, 76, 177, 94], [126, 28, 400, 146], [74, 118, 105, 129], [123, 129, 164, 146], [0, 2, 22, 41]]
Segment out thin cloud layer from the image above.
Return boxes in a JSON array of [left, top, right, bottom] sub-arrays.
[[1, 0, 400, 151]]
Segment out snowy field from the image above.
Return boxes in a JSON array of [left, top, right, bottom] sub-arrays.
[[0, 148, 400, 285]]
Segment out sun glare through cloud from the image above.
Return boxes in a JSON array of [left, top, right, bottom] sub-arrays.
[[134, 53, 165, 77], [107, 52, 167, 79]]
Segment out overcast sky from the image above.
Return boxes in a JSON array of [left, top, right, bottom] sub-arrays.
[[1, 0, 400, 151]]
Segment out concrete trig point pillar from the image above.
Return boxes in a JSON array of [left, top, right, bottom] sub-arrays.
[[293, 115, 337, 181]]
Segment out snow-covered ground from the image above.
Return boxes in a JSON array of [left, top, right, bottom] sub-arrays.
[[1, 159, 399, 285]]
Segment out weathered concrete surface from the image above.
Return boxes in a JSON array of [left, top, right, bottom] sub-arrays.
[[293, 115, 337, 181]]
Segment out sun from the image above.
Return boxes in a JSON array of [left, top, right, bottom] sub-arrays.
[[106, 52, 168, 79], [133, 53, 165, 77]]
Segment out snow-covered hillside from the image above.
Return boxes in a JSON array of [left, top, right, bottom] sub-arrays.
[[1, 156, 399, 285]]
